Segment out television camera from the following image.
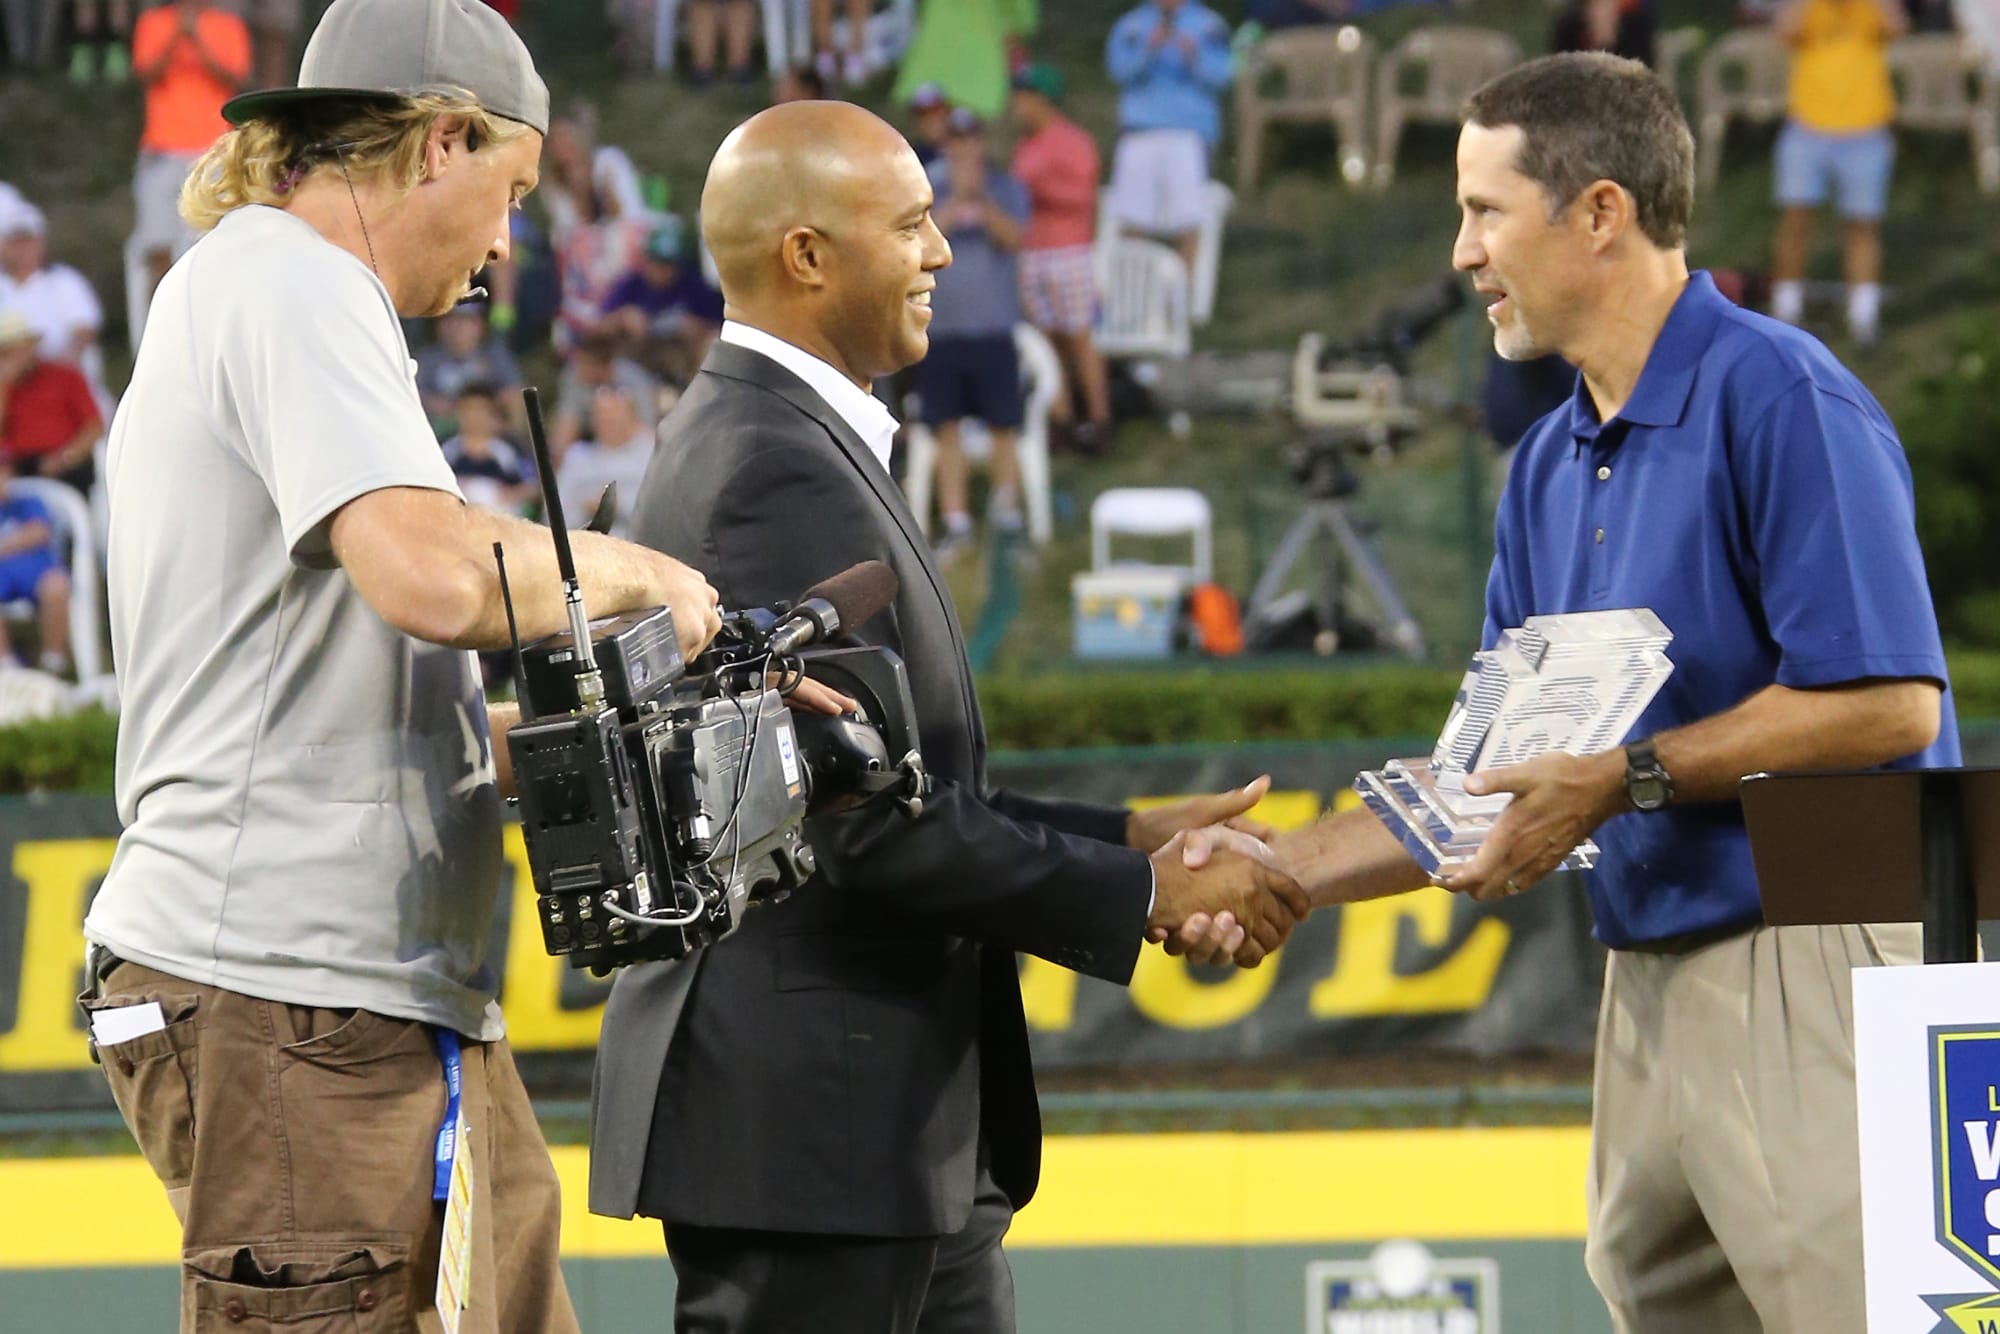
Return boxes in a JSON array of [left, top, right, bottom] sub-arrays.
[[498, 388, 929, 973], [1246, 277, 1469, 658]]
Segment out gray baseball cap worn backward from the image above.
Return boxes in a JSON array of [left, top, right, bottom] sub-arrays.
[[221, 0, 549, 136]]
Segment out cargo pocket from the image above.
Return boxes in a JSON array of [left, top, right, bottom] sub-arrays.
[[184, 1242, 409, 1331], [81, 991, 202, 1193]]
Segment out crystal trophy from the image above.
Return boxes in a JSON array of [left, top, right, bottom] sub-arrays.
[[1355, 609, 1675, 876]]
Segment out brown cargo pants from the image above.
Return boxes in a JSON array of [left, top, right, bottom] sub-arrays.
[[81, 957, 581, 1334]]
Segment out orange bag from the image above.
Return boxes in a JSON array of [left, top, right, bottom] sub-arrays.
[[1186, 582, 1245, 656]]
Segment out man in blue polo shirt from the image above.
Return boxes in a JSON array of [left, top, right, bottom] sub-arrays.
[[1171, 53, 1952, 1330]]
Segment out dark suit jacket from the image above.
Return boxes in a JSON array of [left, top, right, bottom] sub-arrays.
[[587, 339, 1153, 1238]]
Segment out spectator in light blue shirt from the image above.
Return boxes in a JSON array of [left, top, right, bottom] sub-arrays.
[[919, 108, 1033, 562], [1104, 0, 1233, 270]]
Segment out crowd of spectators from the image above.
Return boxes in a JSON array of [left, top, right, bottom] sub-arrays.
[[0, 0, 1990, 622]]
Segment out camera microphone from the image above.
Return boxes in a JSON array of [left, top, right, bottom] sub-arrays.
[[768, 561, 898, 656]]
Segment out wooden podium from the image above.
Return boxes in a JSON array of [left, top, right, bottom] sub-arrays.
[[1740, 767, 2000, 963]]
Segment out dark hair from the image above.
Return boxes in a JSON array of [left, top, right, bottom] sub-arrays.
[[456, 380, 500, 404], [1462, 52, 1694, 249]]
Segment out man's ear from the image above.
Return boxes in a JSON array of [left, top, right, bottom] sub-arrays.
[[423, 119, 455, 182], [1584, 179, 1634, 253], [781, 225, 829, 291]]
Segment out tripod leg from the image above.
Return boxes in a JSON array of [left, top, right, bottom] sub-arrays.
[[1247, 512, 1322, 616], [1326, 505, 1426, 658]]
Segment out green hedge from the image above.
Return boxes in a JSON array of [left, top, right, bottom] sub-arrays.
[[7, 654, 1999, 795]]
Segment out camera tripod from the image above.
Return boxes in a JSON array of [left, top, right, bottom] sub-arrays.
[[1244, 441, 1426, 660]]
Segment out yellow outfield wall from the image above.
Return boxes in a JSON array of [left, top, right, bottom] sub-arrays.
[[0, 1126, 1590, 1270]]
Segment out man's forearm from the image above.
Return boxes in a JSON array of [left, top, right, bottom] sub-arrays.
[[1277, 806, 1430, 910], [1651, 679, 1941, 805], [453, 509, 663, 649]]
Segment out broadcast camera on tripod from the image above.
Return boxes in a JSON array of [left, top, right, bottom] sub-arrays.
[[1245, 277, 1467, 658]]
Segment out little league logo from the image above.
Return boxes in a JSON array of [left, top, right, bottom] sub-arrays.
[[1305, 1241, 1497, 1334], [1928, 1025, 2000, 1331]]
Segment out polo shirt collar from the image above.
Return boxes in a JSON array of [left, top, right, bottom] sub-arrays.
[[1568, 269, 1729, 448]]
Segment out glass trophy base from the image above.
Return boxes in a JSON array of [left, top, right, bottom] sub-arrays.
[[1354, 607, 1670, 880], [1357, 757, 1600, 879]]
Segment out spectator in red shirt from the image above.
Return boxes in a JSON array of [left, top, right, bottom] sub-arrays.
[[132, 0, 250, 296], [0, 310, 104, 497], [1009, 63, 1114, 451]]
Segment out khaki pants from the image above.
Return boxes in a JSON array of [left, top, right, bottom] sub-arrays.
[[1585, 922, 1920, 1331], [83, 959, 580, 1334]]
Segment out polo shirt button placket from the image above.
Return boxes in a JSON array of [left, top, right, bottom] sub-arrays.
[[1586, 447, 1613, 598]]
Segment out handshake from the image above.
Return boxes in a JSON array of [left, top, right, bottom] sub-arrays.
[[1132, 776, 1312, 968]]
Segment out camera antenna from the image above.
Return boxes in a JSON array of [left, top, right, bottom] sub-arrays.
[[523, 386, 604, 711], [492, 541, 535, 723]]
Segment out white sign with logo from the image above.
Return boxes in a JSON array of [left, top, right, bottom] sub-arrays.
[[1305, 1241, 1498, 1334], [1856, 961, 2000, 1332]]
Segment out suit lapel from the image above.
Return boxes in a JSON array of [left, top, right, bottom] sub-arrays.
[[699, 343, 984, 735]]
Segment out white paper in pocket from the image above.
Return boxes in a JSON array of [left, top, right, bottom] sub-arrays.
[[89, 1000, 167, 1046]]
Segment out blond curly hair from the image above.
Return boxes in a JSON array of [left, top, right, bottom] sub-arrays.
[[180, 90, 534, 232]]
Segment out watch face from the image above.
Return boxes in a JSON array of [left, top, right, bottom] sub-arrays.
[[1630, 775, 1669, 810]]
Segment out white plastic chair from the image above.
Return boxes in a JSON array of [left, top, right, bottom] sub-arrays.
[[1089, 486, 1213, 586], [1189, 181, 1234, 327], [901, 324, 1059, 545], [2, 478, 106, 684], [1094, 179, 1231, 327], [1093, 236, 1191, 362], [1695, 28, 1789, 189]]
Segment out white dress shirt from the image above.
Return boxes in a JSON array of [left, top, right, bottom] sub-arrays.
[[715, 322, 1158, 918], [717, 320, 899, 470]]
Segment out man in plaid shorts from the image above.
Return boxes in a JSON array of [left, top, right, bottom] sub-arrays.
[[1009, 64, 1114, 453]]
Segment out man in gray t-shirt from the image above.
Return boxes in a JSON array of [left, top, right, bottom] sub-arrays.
[[77, 2, 724, 1329]]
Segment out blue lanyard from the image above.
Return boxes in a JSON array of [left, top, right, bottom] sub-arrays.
[[433, 1028, 463, 1202]]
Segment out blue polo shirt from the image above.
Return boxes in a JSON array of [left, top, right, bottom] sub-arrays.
[[1488, 271, 1959, 948]]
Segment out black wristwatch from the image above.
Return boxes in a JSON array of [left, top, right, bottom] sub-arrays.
[[1623, 738, 1674, 812]]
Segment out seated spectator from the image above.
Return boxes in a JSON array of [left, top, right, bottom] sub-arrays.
[[810, 0, 875, 86], [0, 453, 74, 678], [71, 0, 133, 82], [597, 217, 724, 387], [907, 82, 953, 166], [441, 383, 538, 514], [922, 108, 1030, 560], [132, 0, 250, 299], [0, 200, 105, 391], [772, 61, 828, 103], [1105, 0, 1233, 274], [556, 203, 651, 356], [553, 335, 660, 458], [417, 305, 524, 427], [543, 102, 648, 248], [0, 309, 102, 496], [556, 386, 656, 540], [1550, 0, 1656, 64], [1770, 0, 1906, 345], [1010, 63, 1114, 452], [686, 0, 758, 86]]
